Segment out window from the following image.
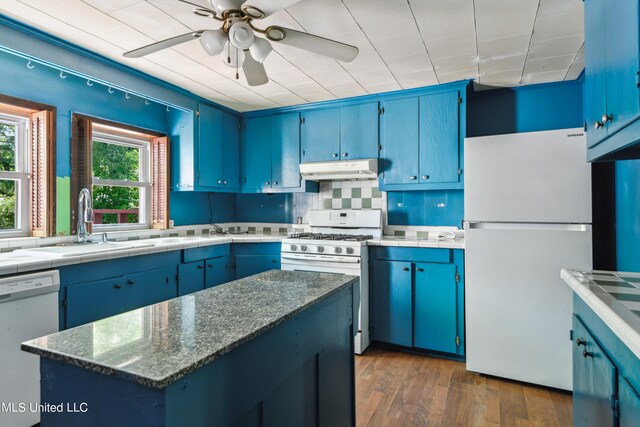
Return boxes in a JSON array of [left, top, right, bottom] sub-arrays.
[[0, 112, 28, 236], [0, 96, 55, 238], [71, 115, 169, 233]]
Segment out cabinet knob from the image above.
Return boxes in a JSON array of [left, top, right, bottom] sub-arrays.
[[332, 153, 338, 158], [582, 349, 593, 358], [197, 265, 204, 269], [403, 267, 410, 271], [217, 180, 222, 184], [602, 113, 613, 124], [417, 267, 424, 272], [114, 284, 122, 289], [594, 120, 604, 130], [207, 264, 213, 268], [422, 175, 429, 180], [274, 181, 278, 186], [409, 176, 417, 181], [223, 180, 227, 185], [265, 181, 270, 186], [342, 152, 348, 157], [127, 279, 135, 285], [576, 338, 586, 347]]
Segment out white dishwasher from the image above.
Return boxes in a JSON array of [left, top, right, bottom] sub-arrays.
[[0, 270, 60, 427]]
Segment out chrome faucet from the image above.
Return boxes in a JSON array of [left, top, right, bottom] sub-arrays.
[[77, 188, 93, 243]]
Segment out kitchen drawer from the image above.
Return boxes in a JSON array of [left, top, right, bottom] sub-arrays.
[[370, 247, 452, 263], [183, 244, 230, 263]]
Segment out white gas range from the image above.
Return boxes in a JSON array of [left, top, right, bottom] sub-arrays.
[[281, 209, 383, 354]]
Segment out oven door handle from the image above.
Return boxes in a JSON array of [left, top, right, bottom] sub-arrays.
[[281, 253, 361, 263]]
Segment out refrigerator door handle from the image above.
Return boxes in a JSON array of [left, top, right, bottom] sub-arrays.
[[464, 221, 592, 232]]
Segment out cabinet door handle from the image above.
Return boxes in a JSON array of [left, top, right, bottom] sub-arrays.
[[342, 152, 348, 157], [207, 264, 213, 268], [272, 259, 278, 263], [217, 180, 222, 184], [114, 284, 122, 289], [274, 181, 278, 186], [583, 349, 593, 358], [402, 267, 410, 271], [416, 267, 424, 272], [127, 279, 135, 285], [265, 181, 270, 186], [421, 175, 429, 180], [576, 338, 586, 347], [409, 176, 417, 181], [594, 120, 604, 129], [332, 153, 338, 158], [197, 265, 204, 269], [602, 113, 613, 124]]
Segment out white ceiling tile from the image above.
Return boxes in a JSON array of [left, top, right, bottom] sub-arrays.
[[527, 35, 583, 61], [479, 69, 523, 86], [523, 55, 576, 75], [565, 44, 584, 80], [395, 69, 439, 89], [475, 0, 537, 43], [438, 68, 479, 84], [81, 0, 141, 14], [267, 93, 308, 106], [110, 1, 190, 41], [363, 82, 402, 94], [522, 70, 570, 85], [410, 0, 476, 40], [530, 12, 584, 43], [433, 54, 477, 74], [538, 0, 583, 20], [323, 82, 368, 98], [147, 0, 217, 31], [426, 33, 477, 60]]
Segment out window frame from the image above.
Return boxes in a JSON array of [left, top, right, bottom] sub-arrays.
[[0, 111, 30, 237], [91, 127, 152, 232]]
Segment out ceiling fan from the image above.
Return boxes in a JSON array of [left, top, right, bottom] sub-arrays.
[[123, 0, 360, 86]]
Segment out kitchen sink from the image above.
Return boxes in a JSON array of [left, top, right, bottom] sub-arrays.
[[15, 241, 154, 258]]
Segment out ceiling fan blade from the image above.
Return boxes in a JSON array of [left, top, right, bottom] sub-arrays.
[[123, 31, 204, 58], [266, 26, 359, 62], [242, 51, 269, 86], [243, 0, 303, 17]]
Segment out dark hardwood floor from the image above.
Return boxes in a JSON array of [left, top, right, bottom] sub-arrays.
[[355, 347, 573, 427]]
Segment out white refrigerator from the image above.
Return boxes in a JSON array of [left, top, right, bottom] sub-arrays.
[[464, 128, 592, 391]]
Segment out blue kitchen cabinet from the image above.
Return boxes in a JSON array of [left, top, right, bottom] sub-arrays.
[[379, 97, 419, 185], [178, 261, 206, 296], [371, 260, 413, 347], [572, 315, 616, 427], [235, 255, 281, 279], [205, 255, 232, 288], [301, 108, 340, 162], [168, 108, 196, 191], [198, 103, 223, 188], [339, 102, 379, 160], [243, 116, 272, 191], [619, 377, 640, 426], [370, 247, 465, 357], [66, 266, 177, 328], [271, 112, 301, 189], [219, 111, 242, 190], [584, 0, 608, 149], [414, 262, 459, 354], [419, 91, 460, 184]]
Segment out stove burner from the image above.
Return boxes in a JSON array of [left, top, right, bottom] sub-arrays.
[[288, 233, 373, 241]]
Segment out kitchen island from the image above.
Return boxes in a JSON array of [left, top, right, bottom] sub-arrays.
[[22, 270, 359, 427]]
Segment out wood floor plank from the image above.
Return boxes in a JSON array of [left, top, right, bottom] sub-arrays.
[[355, 348, 573, 427]]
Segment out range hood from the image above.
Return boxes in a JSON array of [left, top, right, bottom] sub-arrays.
[[299, 158, 378, 181]]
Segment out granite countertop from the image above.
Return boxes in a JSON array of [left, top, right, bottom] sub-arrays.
[[561, 269, 640, 359], [22, 270, 358, 389], [368, 236, 465, 249], [0, 234, 285, 276]]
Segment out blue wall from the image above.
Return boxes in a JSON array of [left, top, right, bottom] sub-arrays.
[[616, 160, 640, 271]]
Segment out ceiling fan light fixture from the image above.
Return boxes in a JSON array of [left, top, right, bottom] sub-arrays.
[[249, 37, 272, 63], [229, 21, 255, 50], [199, 29, 227, 56], [223, 41, 245, 68], [265, 26, 286, 42]]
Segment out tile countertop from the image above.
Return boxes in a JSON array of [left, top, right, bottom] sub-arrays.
[[0, 234, 285, 276], [22, 270, 358, 389], [368, 236, 465, 249], [561, 269, 640, 360]]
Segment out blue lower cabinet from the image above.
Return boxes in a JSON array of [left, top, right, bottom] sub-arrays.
[[371, 260, 412, 347], [235, 255, 281, 280], [619, 377, 640, 426], [414, 262, 458, 354], [66, 266, 177, 328], [205, 255, 231, 288], [572, 315, 616, 427], [178, 261, 206, 296]]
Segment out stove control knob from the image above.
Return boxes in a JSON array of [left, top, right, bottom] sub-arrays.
[[300, 245, 307, 252], [290, 244, 297, 251], [317, 246, 324, 253], [345, 247, 354, 255], [334, 247, 343, 254]]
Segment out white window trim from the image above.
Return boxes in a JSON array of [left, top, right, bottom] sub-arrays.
[[0, 112, 29, 238], [91, 130, 152, 232]]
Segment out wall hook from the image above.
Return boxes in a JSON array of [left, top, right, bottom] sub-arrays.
[[108, 87, 114, 94], [26, 59, 35, 69], [125, 93, 131, 99], [166, 106, 170, 112], [145, 100, 150, 106], [59, 70, 67, 79], [86, 80, 93, 86]]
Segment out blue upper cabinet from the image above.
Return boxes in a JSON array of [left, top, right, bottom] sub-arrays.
[[419, 91, 460, 184], [272, 112, 302, 189], [379, 82, 466, 191], [585, 0, 640, 161], [198, 103, 223, 188], [220, 112, 242, 190], [243, 116, 272, 191], [168, 108, 196, 191], [301, 108, 341, 162], [339, 102, 379, 160], [380, 97, 420, 185]]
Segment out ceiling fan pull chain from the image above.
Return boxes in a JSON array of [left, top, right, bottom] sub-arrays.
[[236, 47, 239, 80]]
